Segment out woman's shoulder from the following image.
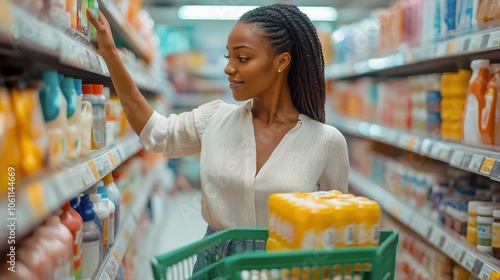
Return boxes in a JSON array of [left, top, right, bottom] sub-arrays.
[[301, 115, 345, 141]]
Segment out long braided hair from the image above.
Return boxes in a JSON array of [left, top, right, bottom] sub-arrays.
[[239, 4, 326, 123]]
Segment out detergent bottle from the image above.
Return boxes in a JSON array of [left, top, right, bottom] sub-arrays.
[[464, 60, 490, 145], [482, 64, 500, 145], [61, 77, 82, 159]]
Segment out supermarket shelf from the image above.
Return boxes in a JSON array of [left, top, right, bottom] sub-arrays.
[[325, 25, 500, 80], [0, 3, 162, 94], [92, 162, 162, 280], [2, 134, 143, 249], [98, 0, 149, 61], [349, 169, 500, 280], [329, 115, 500, 181]]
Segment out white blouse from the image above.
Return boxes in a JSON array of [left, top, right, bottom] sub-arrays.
[[139, 100, 349, 230]]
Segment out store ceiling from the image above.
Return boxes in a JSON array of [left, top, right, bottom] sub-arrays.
[[144, 0, 394, 27]]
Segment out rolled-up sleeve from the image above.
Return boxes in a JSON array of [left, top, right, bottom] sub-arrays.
[[318, 129, 349, 193], [139, 100, 225, 158]]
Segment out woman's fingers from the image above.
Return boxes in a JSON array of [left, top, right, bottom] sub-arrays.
[[86, 9, 101, 29], [97, 11, 108, 27]]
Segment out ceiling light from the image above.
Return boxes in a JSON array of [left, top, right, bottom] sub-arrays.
[[178, 5, 338, 21]]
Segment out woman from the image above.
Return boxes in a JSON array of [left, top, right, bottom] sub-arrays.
[[88, 2, 348, 271]]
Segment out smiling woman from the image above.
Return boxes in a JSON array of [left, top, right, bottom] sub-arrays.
[[87, 2, 349, 273]]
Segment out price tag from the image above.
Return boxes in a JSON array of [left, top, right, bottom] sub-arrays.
[[480, 157, 496, 175], [461, 154, 473, 169], [479, 265, 500, 280], [442, 239, 454, 256], [387, 131, 399, 145], [407, 136, 417, 150], [487, 30, 500, 48], [463, 38, 471, 52], [439, 147, 452, 161], [429, 228, 442, 247], [447, 40, 455, 54], [461, 253, 476, 272], [398, 134, 408, 148], [450, 150, 465, 166], [436, 42, 448, 56], [412, 138, 422, 152], [490, 161, 500, 180], [88, 160, 101, 179], [81, 164, 96, 185], [430, 144, 442, 158], [451, 245, 465, 263], [420, 139, 433, 155], [103, 257, 118, 280], [470, 35, 482, 51], [454, 38, 466, 53], [414, 217, 431, 237], [469, 155, 485, 172], [108, 152, 116, 167]]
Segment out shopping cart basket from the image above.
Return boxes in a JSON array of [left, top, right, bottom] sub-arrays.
[[151, 228, 398, 280]]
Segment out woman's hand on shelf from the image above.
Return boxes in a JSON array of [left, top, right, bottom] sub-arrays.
[[87, 9, 117, 59]]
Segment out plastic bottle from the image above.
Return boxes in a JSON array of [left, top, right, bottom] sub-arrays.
[[88, 0, 99, 45], [480, 64, 500, 144], [90, 193, 110, 256], [79, 194, 102, 279], [10, 75, 48, 177], [33, 226, 71, 280], [80, 0, 89, 37], [477, 205, 494, 254], [61, 77, 82, 159], [17, 237, 53, 279], [80, 99, 93, 156], [0, 81, 21, 193], [492, 210, 500, 259], [82, 84, 106, 150], [70, 197, 80, 212], [98, 185, 115, 249], [66, 0, 77, 29], [60, 202, 84, 280], [45, 216, 75, 280], [464, 60, 490, 145], [39, 70, 68, 165], [103, 173, 120, 236]]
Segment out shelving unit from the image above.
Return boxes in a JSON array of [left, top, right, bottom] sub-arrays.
[[92, 162, 163, 280], [329, 115, 500, 181], [0, 134, 143, 250], [325, 25, 500, 80], [0, 2, 164, 95], [349, 169, 500, 280]]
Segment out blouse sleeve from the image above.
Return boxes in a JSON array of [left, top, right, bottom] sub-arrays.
[[139, 100, 225, 158], [318, 129, 349, 193]]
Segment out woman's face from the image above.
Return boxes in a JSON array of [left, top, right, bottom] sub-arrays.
[[224, 22, 281, 101]]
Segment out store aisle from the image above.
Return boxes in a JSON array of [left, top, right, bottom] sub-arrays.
[[154, 190, 208, 255]]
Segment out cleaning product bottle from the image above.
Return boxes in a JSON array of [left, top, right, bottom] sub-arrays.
[[33, 226, 71, 280], [482, 64, 500, 145], [79, 194, 102, 279], [45, 216, 75, 280], [464, 59, 490, 145], [39, 70, 68, 165], [0, 79, 21, 193], [61, 77, 82, 159], [10, 74, 48, 177], [98, 185, 115, 249], [80, 100, 93, 156], [66, 0, 77, 29], [83, 84, 106, 150], [103, 174, 120, 236], [79, 0, 88, 37], [90, 193, 110, 256], [93, 84, 107, 147], [70, 197, 80, 212], [17, 237, 53, 279], [60, 202, 84, 280]]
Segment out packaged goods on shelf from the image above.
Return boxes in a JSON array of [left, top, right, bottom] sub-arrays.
[[267, 191, 381, 252]]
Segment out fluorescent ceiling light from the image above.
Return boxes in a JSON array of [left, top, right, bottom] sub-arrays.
[[178, 5, 338, 21]]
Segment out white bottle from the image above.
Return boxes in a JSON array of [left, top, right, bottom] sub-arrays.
[[103, 174, 120, 237], [79, 194, 102, 280], [98, 185, 115, 248], [464, 59, 490, 145], [89, 193, 110, 256], [82, 84, 106, 150]]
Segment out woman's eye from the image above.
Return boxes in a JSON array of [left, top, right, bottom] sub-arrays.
[[238, 57, 249, 62]]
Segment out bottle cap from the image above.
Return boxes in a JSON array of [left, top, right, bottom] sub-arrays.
[[79, 194, 95, 222], [97, 186, 108, 199], [103, 174, 113, 185], [478, 205, 493, 216], [82, 84, 93, 94], [92, 84, 104, 95], [469, 201, 490, 213], [42, 70, 60, 88], [70, 197, 79, 210], [471, 59, 490, 69]]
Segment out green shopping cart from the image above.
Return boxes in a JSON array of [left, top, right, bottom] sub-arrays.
[[151, 228, 398, 280]]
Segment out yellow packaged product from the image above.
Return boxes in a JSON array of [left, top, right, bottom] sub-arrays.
[[355, 200, 382, 247]]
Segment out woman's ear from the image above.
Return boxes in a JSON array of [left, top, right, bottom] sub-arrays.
[[276, 52, 291, 73]]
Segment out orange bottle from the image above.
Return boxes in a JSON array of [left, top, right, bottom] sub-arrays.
[[482, 64, 500, 144], [464, 60, 490, 145]]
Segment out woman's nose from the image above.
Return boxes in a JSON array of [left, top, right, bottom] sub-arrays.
[[224, 62, 236, 76]]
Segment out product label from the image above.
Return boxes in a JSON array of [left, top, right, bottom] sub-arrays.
[[372, 224, 380, 245], [301, 229, 316, 250], [322, 228, 335, 248], [477, 224, 492, 245], [91, 103, 106, 149], [109, 213, 115, 246], [356, 224, 369, 246], [268, 213, 276, 232], [102, 217, 109, 248], [492, 223, 500, 248], [344, 225, 355, 246]]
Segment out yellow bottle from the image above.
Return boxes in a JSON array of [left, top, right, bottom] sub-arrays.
[[11, 80, 48, 177], [0, 83, 21, 193]]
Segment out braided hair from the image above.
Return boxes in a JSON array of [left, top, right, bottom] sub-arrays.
[[239, 4, 326, 123]]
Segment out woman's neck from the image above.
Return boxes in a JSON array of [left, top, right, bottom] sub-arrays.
[[250, 83, 300, 125]]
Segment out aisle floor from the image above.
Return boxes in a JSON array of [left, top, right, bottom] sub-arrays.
[[154, 190, 208, 255]]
